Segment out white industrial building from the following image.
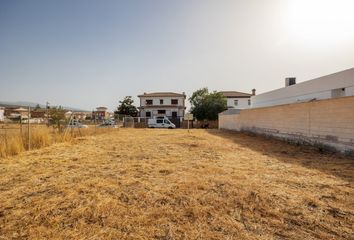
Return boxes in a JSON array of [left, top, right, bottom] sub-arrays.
[[138, 92, 186, 119], [251, 68, 354, 108], [0, 107, 4, 122], [219, 90, 255, 109]]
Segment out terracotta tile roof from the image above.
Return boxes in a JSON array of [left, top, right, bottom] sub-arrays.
[[138, 92, 186, 98], [14, 107, 29, 112], [219, 91, 252, 98], [96, 107, 108, 110]]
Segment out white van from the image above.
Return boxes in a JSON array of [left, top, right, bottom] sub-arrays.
[[148, 117, 176, 129]]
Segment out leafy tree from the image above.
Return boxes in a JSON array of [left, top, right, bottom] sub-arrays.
[[35, 104, 41, 110], [115, 96, 138, 117], [189, 88, 227, 120], [189, 88, 209, 109], [48, 106, 66, 130]]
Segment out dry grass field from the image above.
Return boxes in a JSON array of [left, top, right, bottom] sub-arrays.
[[0, 124, 113, 158], [0, 129, 353, 239]]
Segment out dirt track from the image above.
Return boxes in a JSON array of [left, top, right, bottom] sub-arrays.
[[0, 129, 353, 239]]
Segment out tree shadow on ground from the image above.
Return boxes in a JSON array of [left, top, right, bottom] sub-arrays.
[[205, 129, 354, 184]]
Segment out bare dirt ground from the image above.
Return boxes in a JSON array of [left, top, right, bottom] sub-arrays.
[[0, 129, 353, 239]]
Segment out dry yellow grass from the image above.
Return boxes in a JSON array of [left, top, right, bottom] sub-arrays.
[[0, 125, 114, 158], [0, 129, 353, 239]]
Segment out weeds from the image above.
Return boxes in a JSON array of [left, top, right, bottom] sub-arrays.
[[1, 129, 353, 239]]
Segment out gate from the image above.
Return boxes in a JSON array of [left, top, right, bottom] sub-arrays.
[[169, 117, 181, 128]]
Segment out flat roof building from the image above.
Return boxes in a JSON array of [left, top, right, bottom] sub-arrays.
[[251, 68, 354, 108]]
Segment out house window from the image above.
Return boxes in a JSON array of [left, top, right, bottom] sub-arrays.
[[146, 99, 153, 105], [160, 99, 164, 104], [172, 111, 177, 118], [158, 110, 166, 114], [248, 99, 251, 105], [234, 100, 238, 106], [146, 112, 151, 117], [171, 99, 178, 105]]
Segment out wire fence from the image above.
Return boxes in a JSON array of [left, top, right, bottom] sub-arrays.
[[0, 109, 121, 158], [122, 117, 150, 128], [119, 116, 218, 129]]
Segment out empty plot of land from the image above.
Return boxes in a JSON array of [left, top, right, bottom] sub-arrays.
[[0, 129, 353, 239]]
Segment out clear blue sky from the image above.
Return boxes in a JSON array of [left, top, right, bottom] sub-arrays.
[[1, 0, 354, 111]]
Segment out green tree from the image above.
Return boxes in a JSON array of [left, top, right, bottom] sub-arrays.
[[189, 88, 227, 120], [115, 96, 138, 117], [48, 106, 66, 130]]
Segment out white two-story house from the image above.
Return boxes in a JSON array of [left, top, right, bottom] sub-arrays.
[[138, 92, 186, 119], [219, 90, 255, 109]]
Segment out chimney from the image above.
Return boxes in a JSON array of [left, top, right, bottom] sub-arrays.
[[285, 77, 296, 87], [252, 89, 256, 96]]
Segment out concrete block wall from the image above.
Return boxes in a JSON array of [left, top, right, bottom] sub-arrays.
[[217, 114, 241, 130], [219, 96, 354, 153]]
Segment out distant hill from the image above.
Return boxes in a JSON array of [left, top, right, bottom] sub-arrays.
[[0, 101, 88, 112]]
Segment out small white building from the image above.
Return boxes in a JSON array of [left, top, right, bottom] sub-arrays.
[[65, 111, 90, 120], [0, 107, 4, 122], [219, 90, 255, 109], [11, 107, 29, 119], [138, 92, 186, 119], [251, 68, 354, 108]]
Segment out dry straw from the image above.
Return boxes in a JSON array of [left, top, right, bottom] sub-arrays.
[[0, 125, 113, 158], [0, 129, 353, 239]]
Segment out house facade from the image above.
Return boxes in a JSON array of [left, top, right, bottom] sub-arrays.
[[251, 68, 354, 108], [219, 90, 255, 109], [138, 92, 186, 119], [30, 109, 46, 119], [92, 107, 109, 121], [65, 111, 90, 120]]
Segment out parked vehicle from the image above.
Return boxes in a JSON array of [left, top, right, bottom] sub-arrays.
[[67, 119, 88, 129], [148, 117, 176, 129], [97, 119, 117, 128]]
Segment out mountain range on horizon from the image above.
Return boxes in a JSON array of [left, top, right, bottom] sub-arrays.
[[0, 101, 88, 112]]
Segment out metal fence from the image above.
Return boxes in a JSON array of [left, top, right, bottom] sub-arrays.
[[119, 116, 218, 129], [122, 117, 149, 128]]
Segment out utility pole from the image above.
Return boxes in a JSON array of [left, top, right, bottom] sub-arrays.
[[28, 106, 31, 151], [20, 114, 22, 136], [46, 101, 50, 126]]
